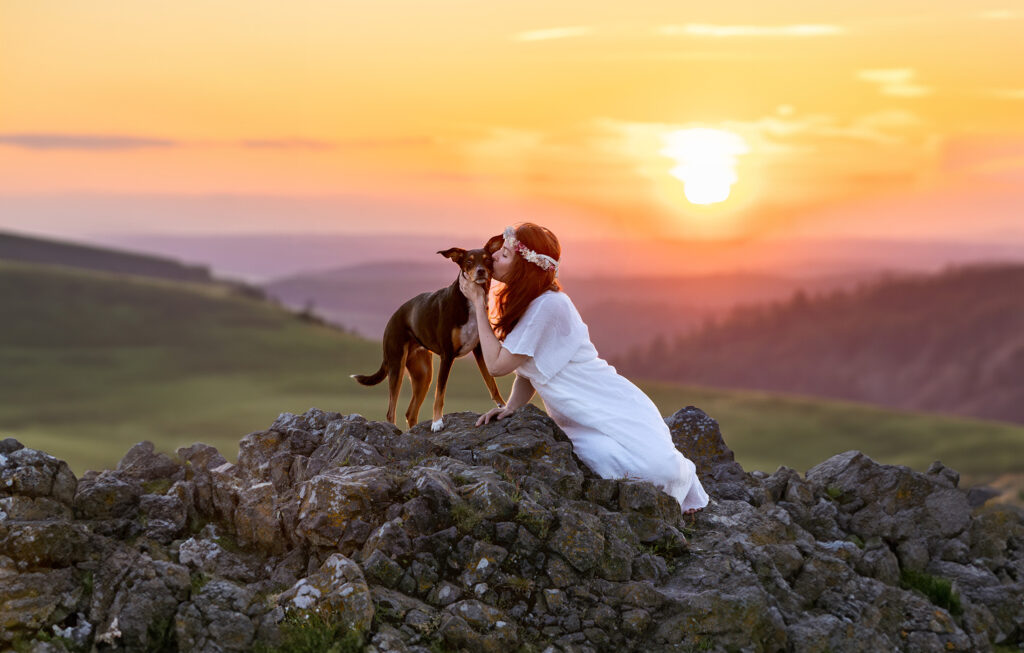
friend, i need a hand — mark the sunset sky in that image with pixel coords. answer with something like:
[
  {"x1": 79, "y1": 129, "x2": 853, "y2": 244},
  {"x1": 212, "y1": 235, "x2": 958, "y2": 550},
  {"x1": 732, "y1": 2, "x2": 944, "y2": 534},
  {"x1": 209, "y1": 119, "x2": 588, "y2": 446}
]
[{"x1": 2, "y1": 1, "x2": 1023, "y2": 259}]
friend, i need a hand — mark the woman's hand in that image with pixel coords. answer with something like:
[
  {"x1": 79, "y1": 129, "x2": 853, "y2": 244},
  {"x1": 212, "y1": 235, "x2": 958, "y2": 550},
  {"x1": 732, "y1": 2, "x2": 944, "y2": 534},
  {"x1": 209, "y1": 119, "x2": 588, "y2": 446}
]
[
  {"x1": 476, "y1": 404, "x2": 515, "y2": 426},
  {"x1": 459, "y1": 272, "x2": 486, "y2": 306}
]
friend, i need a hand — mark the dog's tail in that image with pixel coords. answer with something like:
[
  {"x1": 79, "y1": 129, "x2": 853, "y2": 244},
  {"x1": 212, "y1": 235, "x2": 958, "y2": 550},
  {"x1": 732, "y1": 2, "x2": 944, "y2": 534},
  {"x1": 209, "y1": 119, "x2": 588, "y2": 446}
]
[{"x1": 351, "y1": 362, "x2": 387, "y2": 386}]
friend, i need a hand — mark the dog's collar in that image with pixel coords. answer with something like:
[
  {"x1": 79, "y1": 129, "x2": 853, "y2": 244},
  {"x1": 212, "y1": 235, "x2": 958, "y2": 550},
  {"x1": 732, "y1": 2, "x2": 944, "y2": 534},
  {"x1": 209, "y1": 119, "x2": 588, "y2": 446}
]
[{"x1": 503, "y1": 226, "x2": 559, "y2": 275}]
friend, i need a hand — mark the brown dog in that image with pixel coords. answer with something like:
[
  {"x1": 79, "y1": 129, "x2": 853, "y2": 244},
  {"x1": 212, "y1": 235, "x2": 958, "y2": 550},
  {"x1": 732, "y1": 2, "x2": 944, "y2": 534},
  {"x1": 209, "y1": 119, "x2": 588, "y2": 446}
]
[{"x1": 352, "y1": 239, "x2": 505, "y2": 431}]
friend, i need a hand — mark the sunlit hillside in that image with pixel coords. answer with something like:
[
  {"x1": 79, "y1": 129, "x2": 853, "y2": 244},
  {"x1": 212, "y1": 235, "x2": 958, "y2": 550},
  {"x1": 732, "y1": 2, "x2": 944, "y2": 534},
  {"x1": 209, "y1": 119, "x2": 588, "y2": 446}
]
[
  {"x1": 622, "y1": 264, "x2": 1024, "y2": 425},
  {"x1": 0, "y1": 259, "x2": 512, "y2": 472}
]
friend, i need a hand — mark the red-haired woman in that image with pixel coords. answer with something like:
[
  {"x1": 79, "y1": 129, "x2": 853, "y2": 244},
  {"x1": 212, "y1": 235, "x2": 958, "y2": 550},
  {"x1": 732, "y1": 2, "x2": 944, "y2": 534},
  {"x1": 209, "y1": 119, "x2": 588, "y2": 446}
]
[{"x1": 459, "y1": 223, "x2": 709, "y2": 514}]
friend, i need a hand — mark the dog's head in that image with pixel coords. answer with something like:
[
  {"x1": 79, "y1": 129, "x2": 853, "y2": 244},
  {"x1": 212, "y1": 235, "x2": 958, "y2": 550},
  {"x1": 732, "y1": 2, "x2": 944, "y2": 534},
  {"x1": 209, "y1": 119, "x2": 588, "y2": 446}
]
[{"x1": 438, "y1": 245, "x2": 493, "y2": 288}]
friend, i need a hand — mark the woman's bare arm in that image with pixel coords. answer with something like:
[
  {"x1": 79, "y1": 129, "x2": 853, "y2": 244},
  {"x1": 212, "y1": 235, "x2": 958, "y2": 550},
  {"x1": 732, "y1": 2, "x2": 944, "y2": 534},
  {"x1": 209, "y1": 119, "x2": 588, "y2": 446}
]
[
  {"x1": 461, "y1": 274, "x2": 527, "y2": 376},
  {"x1": 505, "y1": 374, "x2": 536, "y2": 409},
  {"x1": 477, "y1": 374, "x2": 535, "y2": 425}
]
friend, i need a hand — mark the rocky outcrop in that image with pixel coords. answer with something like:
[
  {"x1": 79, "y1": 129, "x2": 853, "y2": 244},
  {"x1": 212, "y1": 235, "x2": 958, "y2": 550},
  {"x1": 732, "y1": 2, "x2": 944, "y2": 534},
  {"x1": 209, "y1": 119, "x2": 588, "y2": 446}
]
[{"x1": 1, "y1": 406, "x2": 1022, "y2": 652}]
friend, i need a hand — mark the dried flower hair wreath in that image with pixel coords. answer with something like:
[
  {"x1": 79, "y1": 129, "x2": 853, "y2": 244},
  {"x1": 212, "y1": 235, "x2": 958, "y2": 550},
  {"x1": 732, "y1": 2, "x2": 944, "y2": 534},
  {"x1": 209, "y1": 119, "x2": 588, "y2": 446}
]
[{"x1": 503, "y1": 226, "x2": 560, "y2": 275}]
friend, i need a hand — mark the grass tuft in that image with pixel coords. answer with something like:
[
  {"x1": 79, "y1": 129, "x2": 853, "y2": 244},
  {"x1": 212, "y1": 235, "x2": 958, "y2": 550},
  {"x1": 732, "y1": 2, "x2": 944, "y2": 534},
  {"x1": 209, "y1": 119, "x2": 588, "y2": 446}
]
[
  {"x1": 451, "y1": 501, "x2": 482, "y2": 534},
  {"x1": 900, "y1": 569, "x2": 962, "y2": 616},
  {"x1": 254, "y1": 609, "x2": 364, "y2": 653}
]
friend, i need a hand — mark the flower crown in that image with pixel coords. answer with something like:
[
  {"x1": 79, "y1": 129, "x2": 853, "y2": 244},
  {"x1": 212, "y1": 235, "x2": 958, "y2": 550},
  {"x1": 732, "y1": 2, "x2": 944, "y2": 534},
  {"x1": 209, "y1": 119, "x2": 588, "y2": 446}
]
[{"x1": 503, "y1": 226, "x2": 559, "y2": 275}]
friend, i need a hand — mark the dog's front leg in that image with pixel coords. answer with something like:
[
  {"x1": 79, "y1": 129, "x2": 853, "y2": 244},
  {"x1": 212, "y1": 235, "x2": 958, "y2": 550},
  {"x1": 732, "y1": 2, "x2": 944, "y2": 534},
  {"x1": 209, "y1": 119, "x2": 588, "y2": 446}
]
[{"x1": 431, "y1": 355, "x2": 456, "y2": 431}]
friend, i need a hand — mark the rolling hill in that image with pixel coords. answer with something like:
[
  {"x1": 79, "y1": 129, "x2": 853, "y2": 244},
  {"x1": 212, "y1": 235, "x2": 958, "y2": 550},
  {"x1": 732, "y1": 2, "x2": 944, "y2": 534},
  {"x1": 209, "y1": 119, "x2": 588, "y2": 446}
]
[
  {"x1": 264, "y1": 262, "x2": 869, "y2": 356},
  {"x1": 0, "y1": 229, "x2": 214, "y2": 284},
  {"x1": 4, "y1": 257, "x2": 1024, "y2": 485},
  {"x1": 620, "y1": 263, "x2": 1024, "y2": 425}
]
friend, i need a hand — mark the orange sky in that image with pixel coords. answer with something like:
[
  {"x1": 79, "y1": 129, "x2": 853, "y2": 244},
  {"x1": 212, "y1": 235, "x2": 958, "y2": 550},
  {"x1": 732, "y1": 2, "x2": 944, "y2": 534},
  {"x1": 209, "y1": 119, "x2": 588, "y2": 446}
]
[{"x1": 2, "y1": 0, "x2": 1024, "y2": 247}]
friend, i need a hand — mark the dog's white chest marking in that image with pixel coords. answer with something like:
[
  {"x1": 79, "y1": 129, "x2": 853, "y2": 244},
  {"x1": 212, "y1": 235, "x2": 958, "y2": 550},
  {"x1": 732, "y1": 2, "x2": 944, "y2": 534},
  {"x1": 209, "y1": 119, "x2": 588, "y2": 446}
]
[{"x1": 457, "y1": 300, "x2": 480, "y2": 356}]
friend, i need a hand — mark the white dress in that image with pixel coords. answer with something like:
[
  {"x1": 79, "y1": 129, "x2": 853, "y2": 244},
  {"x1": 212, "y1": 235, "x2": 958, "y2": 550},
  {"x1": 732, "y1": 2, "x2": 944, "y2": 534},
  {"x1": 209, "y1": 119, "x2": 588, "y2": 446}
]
[{"x1": 502, "y1": 290, "x2": 709, "y2": 512}]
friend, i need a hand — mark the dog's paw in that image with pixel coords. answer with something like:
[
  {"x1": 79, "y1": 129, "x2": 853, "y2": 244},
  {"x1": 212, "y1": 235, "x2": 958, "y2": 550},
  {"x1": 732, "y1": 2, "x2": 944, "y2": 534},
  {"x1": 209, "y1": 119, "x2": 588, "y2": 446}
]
[{"x1": 431, "y1": 418, "x2": 444, "y2": 432}]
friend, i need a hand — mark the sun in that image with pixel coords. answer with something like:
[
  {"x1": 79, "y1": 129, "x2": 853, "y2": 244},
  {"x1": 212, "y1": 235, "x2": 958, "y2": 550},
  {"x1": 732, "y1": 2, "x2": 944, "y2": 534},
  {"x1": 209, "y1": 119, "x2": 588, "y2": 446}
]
[{"x1": 660, "y1": 128, "x2": 749, "y2": 205}]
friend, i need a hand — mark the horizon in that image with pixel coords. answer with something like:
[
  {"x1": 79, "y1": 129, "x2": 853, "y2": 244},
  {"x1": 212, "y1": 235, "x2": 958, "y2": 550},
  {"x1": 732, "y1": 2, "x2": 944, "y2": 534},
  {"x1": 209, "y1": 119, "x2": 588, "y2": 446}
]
[
  {"x1": 2, "y1": 1, "x2": 1023, "y2": 273},
  {"x1": 5, "y1": 225, "x2": 1024, "y2": 284}
]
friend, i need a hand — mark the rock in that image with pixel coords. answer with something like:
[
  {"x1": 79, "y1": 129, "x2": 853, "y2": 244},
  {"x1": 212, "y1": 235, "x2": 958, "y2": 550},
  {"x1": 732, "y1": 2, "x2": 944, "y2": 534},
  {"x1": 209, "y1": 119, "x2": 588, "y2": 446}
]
[
  {"x1": 966, "y1": 484, "x2": 1001, "y2": 508},
  {"x1": 548, "y1": 509, "x2": 605, "y2": 573},
  {"x1": 73, "y1": 470, "x2": 141, "y2": 520},
  {"x1": 0, "y1": 567, "x2": 80, "y2": 645},
  {"x1": 177, "y1": 443, "x2": 228, "y2": 474},
  {"x1": 177, "y1": 532, "x2": 263, "y2": 583},
  {"x1": 234, "y1": 481, "x2": 284, "y2": 553},
  {"x1": 117, "y1": 441, "x2": 183, "y2": 484},
  {"x1": 296, "y1": 466, "x2": 397, "y2": 548},
  {"x1": 631, "y1": 552, "x2": 668, "y2": 582},
  {"x1": 1, "y1": 446, "x2": 77, "y2": 504},
  {"x1": 0, "y1": 438, "x2": 24, "y2": 454},
  {"x1": 653, "y1": 586, "x2": 787, "y2": 651},
  {"x1": 620, "y1": 607, "x2": 651, "y2": 636},
  {"x1": 0, "y1": 520, "x2": 94, "y2": 567},
  {"x1": 514, "y1": 495, "x2": 554, "y2": 540},
  {"x1": 856, "y1": 542, "x2": 901, "y2": 586},
  {"x1": 177, "y1": 443, "x2": 228, "y2": 518},
  {"x1": 598, "y1": 534, "x2": 634, "y2": 582},
  {"x1": 95, "y1": 557, "x2": 191, "y2": 650},
  {"x1": 1, "y1": 406, "x2": 1022, "y2": 652},
  {"x1": 278, "y1": 553, "x2": 374, "y2": 632},
  {"x1": 175, "y1": 579, "x2": 256, "y2": 652},
  {"x1": 140, "y1": 493, "x2": 187, "y2": 543},
  {"x1": 0, "y1": 495, "x2": 73, "y2": 521},
  {"x1": 462, "y1": 479, "x2": 517, "y2": 522},
  {"x1": 665, "y1": 406, "x2": 747, "y2": 487},
  {"x1": 361, "y1": 548, "x2": 405, "y2": 588}
]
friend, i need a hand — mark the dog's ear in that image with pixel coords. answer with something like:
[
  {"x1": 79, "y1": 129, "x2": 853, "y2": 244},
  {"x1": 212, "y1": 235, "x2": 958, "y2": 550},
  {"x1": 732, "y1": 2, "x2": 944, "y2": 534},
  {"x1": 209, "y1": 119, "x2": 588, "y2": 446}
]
[
  {"x1": 484, "y1": 234, "x2": 504, "y2": 255},
  {"x1": 438, "y1": 248, "x2": 467, "y2": 263}
]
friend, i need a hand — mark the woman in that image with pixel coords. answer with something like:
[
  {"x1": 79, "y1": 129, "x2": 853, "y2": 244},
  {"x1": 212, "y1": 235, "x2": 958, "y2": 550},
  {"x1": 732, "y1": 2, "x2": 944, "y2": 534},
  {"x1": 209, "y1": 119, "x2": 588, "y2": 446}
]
[{"x1": 458, "y1": 223, "x2": 709, "y2": 514}]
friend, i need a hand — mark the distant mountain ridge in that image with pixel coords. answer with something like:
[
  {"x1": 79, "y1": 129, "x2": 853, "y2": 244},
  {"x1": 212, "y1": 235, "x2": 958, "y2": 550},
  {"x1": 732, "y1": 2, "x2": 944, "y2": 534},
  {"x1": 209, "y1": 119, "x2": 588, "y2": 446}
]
[
  {"x1": 264, "y1": 262, "x2": 871, "y2": 356},
  {"x1": 107, "y1": 230, "x2": 1024, "y2": 281},
  {"x1": 0, "y1": 230, "x2": 214, "y2": 284},
  {"x1": 620, "y1": 263, "x2": 1024, "y2": 424}
]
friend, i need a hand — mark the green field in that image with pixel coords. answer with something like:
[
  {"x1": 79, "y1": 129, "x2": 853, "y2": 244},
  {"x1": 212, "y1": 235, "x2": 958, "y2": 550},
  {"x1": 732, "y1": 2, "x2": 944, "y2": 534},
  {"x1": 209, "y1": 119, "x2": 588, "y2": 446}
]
[
  {"x1": 642, "y1": 382, "x2": 1024, "y2": 478},
  {"x1": 3, "y1": 259, "x2": 1024, "y2": 480}
]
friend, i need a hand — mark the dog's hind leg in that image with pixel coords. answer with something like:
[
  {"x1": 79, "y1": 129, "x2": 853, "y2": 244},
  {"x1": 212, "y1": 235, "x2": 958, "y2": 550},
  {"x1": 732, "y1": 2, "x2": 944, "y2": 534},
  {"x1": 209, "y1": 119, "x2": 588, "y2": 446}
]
[
  {"x1": 472, "y1": 344, "x2": 505, "y2": 407},
  {"x1": 430, "y1": 355, "x2": 455, "y2": 432},
  {"x1": 385, "y1": 341, "x2": 410, "y2": 426},
  {"x1": 405, "y1": 345, "x2": 433, "y2": 429}
]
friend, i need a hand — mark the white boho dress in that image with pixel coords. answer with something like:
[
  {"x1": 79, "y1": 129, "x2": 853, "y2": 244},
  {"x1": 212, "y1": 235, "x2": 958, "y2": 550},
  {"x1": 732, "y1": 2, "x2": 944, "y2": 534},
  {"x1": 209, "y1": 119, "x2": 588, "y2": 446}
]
[{"x1": 502, "y1": 290, "x2": 709, "y2": 512}]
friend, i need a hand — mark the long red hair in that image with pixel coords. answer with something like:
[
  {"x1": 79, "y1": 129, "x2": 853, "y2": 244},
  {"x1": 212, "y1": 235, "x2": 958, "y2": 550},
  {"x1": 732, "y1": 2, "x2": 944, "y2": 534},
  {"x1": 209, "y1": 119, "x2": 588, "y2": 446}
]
[{"x1": 492, "y1": 223, "x2": 562, "y2": 340}]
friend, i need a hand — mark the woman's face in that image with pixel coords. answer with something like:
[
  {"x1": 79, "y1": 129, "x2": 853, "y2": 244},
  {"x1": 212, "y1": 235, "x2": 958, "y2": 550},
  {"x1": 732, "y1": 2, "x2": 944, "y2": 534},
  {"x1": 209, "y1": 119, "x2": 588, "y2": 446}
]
[{"x1": 491, "y1": 243, "x2": 516, "y2": 283}]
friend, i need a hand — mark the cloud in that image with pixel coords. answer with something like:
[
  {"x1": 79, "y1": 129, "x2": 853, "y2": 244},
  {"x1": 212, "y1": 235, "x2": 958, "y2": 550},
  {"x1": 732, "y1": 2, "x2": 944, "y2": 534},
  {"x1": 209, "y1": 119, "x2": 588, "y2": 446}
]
[
  {"x1": 857, "y1": 69, "x2": 914, "y2": 85},
  {"x1": 0, "y1": 133, "x2": 179, "y2": 151},
  {"x1": 241, "y1": 138, "x2": 336, "y2": 150},
  {"x1": 514, "y1": 26, "x2": 592, "y2": 42},
  {"x1": 939, "y1": 135, "x2": 1024, "y2": 180},
  {"x1": 336, "y1": 137, "x2": 436, "y2": 149},
  {"x1": 659, "y1": 23, "x2": 844, "y2": 38},
  {"x1": 981, "y1": 88, "x2": 1024, "y2": 100},
  {"x1": 857, "y1": 68, "x2": 933, "y2": 98},
  {"x1": 657, "y1": 110, "x2": 924, "y2": 148},
  {"x1": 0, "y1": 133, "x2": 435, "y2": 153},
  {"x1": 240, "y1": 137, "x2": 433, "y2": 150},
  {"x1": 979, "y1": 9, "x2": 1021, "y2": 20}
]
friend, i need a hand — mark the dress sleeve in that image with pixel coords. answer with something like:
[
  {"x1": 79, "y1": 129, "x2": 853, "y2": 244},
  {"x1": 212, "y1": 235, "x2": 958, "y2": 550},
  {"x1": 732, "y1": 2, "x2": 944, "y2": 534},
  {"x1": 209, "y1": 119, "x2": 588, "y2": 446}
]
[{"x1": 502, "y1": 292, "x2": 589, "y2": 384}]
